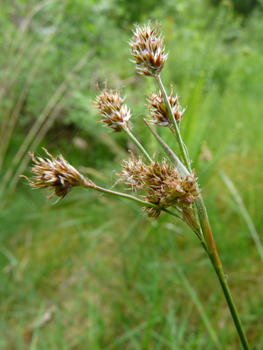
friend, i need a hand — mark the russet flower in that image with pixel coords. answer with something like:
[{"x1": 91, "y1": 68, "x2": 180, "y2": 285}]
[
  {"x1": 117, "y1": 152, "x2": 199, "y2": 218},
  {"x1": 147, "y1": 86, "x2": 185, "y2": 127},
  {"x1": 20, "y1": 148, "x2": 94, "y2": 202},
  {"x1": 91, "y1": 84, "x2": 131, "y2": 132},
  {"x1": 129, "y1": 21, "x2": 168, "y2": 77}
]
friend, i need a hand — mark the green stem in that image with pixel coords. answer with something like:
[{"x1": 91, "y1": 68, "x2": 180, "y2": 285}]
[
  {"x1": 154, "y1": 74, "x2": 250, "y2": 348},
  {"x1": 124, "y1": 126, "x2": 153, "y2": 164},
  {"x1": 143, "y1": 119, "x2": 189, "y2": 177},
  {"x1": 155, "y1": 74, "x2": 192, "y2": 173},
  {"x1": 196, "y1": 196, "x2": 250, "y2": 350},
  {"x1": 214, "y1": 265, "x2": 250, "y2": 350},
  {"x1": 83, "y1": 181, "x2": 183, "y2": 220}
]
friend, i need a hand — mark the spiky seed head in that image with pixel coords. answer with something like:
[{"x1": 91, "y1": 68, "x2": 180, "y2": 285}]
[
  {"x1": 147, "y1": 86, "x2": 185, "y2": 127},
  {"x1": 117, "y1": 152, "x2": 199, "y2": 218},
  {"x1": 129, "y1": 21, "x2": 168, "y2": 77},
  {"x1": 20, "y1": 148, "x2": 95, "y2": 202},
  {"x1": 91, "y1": 83, "x2": 131, "y2": 132}
]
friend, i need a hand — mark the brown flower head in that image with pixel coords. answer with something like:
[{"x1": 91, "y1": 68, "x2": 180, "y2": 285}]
[
  {"x1": 91, "y1": 83, "x2": 131, "y2": 132},
  {"x1": 129, "y1": 21, "x2": 168, "y2": 77},
  {"x1": 20, "y1": 148, "x2": 94, "y2": 202},
  {"x1": 117, "y1": 152, "x2": 199, "y2": 218},
  {"x1": 147, "y1": 86, "x2": 185, "y2": 127}
]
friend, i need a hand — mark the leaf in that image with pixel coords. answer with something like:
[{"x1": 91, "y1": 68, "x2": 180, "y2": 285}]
[{"x1": 143, "y1": 119, "x2": 189, "y2": 176}]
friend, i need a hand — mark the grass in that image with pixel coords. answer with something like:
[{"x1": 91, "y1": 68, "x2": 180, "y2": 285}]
[
  {"x1": 1, "y1": 1, "x2": 263, "y2": 349},
  {"x1": 1, "y1": 177, "x2": 263, "y2": 349},
  {"x1": 0, "y1": 1, "x2": 98, "y2": 199}
]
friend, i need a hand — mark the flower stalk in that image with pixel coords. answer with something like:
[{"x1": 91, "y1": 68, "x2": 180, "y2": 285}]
[
  {"x1": 21, "y1": 148, "x2": 182, "y2": 220},
  {"x1": 195, "y1": 196, "x2": 250, "y2": 350},
  {"x1": 87, "y1": 183, "x2": 183, "y2": 220},
  {"x1": 21, "y1": 20, "x2": 251, "y2": 350},
  {"x1": 154, "y1": 51, "x2": 251, "y2": 350},
  {"x1": 123, "y1": 125, "x2": 153, "y2": 164},
  {"x1": 156, "y1": 77, "x2": 251, "y2": 350},
  {"x1": 129, "y1": 20, "x2": 250, "y2": 350}
]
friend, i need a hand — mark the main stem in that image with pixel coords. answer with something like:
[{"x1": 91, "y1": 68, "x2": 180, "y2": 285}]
[
  {"x1": 179, "y1": 193, "x2": 250, "y2": 347},
  {"x1": 197, "y1": 197, "x2": 250, "y2": 350},
  {"x1": 214, "y1": 265, "x2": 250, "y2": 350},
  {"x1": 155, "y1": 74, "x2": 250, "y2": 349}
]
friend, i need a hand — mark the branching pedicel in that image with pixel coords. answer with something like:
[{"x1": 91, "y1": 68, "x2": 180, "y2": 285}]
[{"x1": 21, "y1": 21, "x2": 251, "y2": 350}]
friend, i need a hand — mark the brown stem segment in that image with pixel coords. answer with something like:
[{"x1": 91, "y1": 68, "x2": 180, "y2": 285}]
[
  {"x1": 196, "y1": 195, "x2": 250, "y2": 350},
  {"x1": 196, "y1": 196, "x2": 222, "y2": 267}
]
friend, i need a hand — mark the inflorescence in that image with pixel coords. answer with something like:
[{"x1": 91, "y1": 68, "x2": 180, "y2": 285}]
[
  {"x1": 22, "y1": 21, "x2": 199, "y2": 220},
  {"x1": 91, "y1": 83, "x2": 131, "y2": 132},
  {"x1": 20, "y1": 148, "x2": 94, "y2": 202},
  {"x1": 147, "y1": 86, "x2": 186, "y2": 127},
  {"x1": 117, "y1": 152, "x2": 199, "y2": 218},
  {"x1": 129, "y1": 21, "x2": 168, "y2": 77}
]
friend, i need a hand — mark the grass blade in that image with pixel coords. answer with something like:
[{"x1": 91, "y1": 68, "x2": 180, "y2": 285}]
[{"x1": 221, "y1": 171, "x2": 263, "y2": 264}]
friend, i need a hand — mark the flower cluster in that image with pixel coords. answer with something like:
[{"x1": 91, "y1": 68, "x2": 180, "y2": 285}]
[
  {"x1": 117, "y1": 152, "x2": 199, "y2": 218},
  {"x1": 129, "y1": 21, "x2": 168, "y2": 77},
  {"x1": 91, "y1": 84, "x2": 131, "y2": 132},
  {"x1": 20, "y1": 148, "x2": 94, "y2": 202},
  {"x1": 147, "y1": 86, "x2": 185, "y2": 127}
]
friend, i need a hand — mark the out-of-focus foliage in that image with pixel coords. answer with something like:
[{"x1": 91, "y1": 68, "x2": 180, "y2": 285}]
[
  {"x1": 1, "y1": 0, "x2": 263, "y2": 349},
  {"x1": 1, "y1": 0, "x2": 263, "y2": 189},
  {"x1": 211, "y1": 0, "x2": 259, "y2": 15}
]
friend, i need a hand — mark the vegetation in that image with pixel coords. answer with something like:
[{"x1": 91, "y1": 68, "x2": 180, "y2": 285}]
[{"x1": 1, "y1": 0, "x2": 263, "y2": 349}]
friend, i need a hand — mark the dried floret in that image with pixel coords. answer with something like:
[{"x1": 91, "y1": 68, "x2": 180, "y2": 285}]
[
  {"x1": 20, "y1": 148, "x2": 95, "y2": 202},
  {"x1": 117, "y1": 152, "x2": 199, "y2": 217},
  {"x1": 147, "y1": 86, "x2": 185, "y2": 127},
  {"x1": 129, "y1": 21, "x2": 168, "y2": 77},
  {"x1": 91, "y1": 83, "x2": 131, "y2": 132}
]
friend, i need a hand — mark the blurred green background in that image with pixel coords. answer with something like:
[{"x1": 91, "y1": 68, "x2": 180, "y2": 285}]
[{"x1": 1, "y1": 0, "x2": 263, "y2": 349}]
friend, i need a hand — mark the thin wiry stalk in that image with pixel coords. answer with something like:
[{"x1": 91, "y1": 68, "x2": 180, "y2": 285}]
[
  {"x1": 87, "y1": 183, "x2": 183, "y2": 220},
  {"x1": 123, "y1": 126, "x2": 153, "y2": 164}
]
